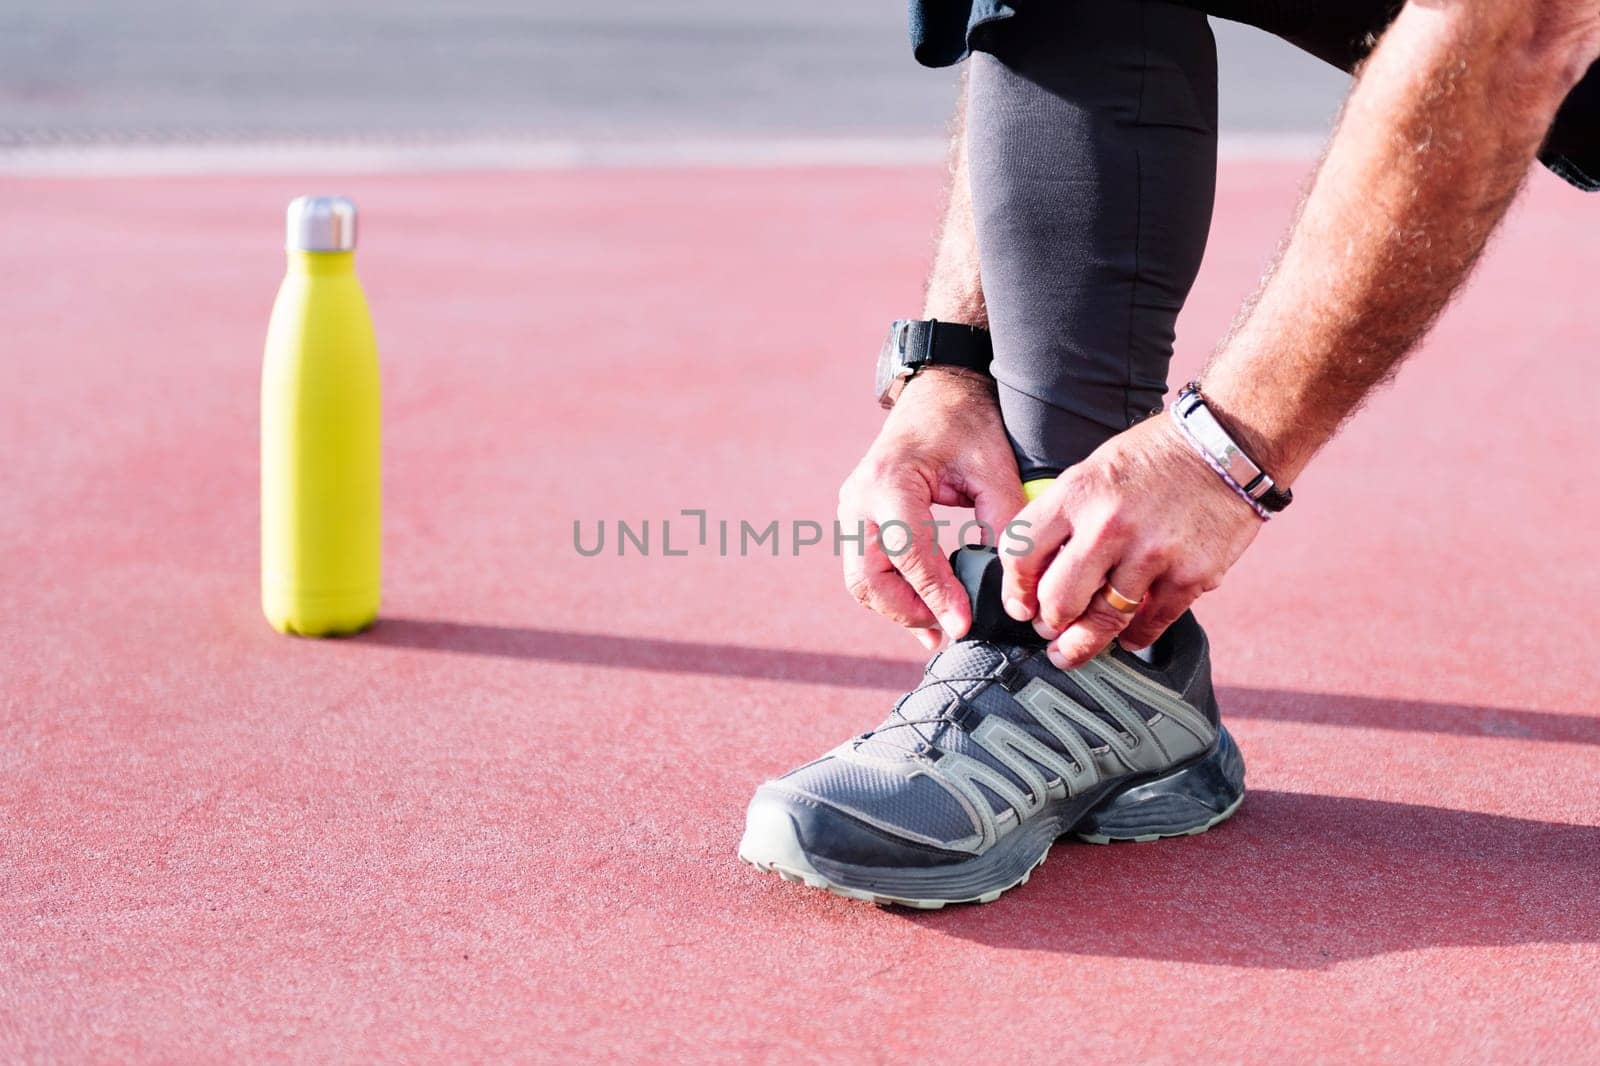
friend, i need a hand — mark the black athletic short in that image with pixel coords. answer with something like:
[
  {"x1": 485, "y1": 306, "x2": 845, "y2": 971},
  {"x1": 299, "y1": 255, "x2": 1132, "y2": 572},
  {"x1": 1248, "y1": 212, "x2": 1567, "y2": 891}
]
[{"x1": 912, "y1": 0, "x2": 1600, "y2": 190}]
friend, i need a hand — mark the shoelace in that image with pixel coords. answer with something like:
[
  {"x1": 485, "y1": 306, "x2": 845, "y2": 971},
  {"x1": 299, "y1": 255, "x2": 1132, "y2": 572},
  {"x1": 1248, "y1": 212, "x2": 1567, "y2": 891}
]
[{"x1": 858, "y1": 642, "x2": 1039, "y2": 750}]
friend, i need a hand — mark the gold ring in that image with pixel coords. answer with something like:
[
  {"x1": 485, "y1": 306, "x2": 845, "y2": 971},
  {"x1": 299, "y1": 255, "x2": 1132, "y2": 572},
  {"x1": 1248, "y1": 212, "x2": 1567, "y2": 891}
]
[{"x1": 1103, "y1": 584, "x2": 1144, "y2": 613}]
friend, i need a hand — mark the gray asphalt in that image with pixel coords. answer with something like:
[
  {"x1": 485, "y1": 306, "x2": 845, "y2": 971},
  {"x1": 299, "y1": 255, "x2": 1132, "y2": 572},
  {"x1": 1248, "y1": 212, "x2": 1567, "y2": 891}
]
[{"x1": 0, "y1": 1, "x2": 1347, "y2": 143}]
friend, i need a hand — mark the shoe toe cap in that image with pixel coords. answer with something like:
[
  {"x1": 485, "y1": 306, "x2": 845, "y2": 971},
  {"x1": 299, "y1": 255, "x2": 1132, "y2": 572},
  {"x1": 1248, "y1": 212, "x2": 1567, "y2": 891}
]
[
  {"x1": 739, "y1": 776, "x2": 975, "y2": 871},
  {"x1": 737, "y1": 796, "x2": 825, "y2": 880}
]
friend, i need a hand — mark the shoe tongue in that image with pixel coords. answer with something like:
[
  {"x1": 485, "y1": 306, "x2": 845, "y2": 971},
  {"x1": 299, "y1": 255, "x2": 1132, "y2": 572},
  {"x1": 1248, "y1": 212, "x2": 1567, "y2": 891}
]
[{"x1": 950, "y1": 545, "x2": 1045, "y2": 647}]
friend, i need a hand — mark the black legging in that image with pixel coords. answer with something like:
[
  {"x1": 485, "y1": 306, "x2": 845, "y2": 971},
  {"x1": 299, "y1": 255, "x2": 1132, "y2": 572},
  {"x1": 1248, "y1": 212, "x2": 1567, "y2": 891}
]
[
  {"x1": 964, "y1": 0, "x2": 1593, "y2": 479},
  {"x1": 968, "y1": 1, "x2": 1218, "y2": 480}
]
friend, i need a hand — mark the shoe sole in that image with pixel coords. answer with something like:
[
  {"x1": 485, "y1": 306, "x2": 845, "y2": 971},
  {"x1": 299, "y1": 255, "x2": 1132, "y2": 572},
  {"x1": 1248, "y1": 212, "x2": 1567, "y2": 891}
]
[{"x1": 738, "y1": 726, "x2": 1244, "y2": 909}]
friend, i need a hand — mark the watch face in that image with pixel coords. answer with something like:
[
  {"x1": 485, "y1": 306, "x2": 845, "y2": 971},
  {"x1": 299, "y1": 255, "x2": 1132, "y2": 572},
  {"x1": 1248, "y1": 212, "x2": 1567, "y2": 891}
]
[{"x1": 875, "y1": 319, "x2": 910, "y2": 407}]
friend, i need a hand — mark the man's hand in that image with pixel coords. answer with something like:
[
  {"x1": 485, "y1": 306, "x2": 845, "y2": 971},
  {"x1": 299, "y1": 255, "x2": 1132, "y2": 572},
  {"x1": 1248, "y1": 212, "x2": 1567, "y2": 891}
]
[
  {"x1": 1000, "y1": 414, "x2": 1262, "y2": 668},
  {"x1": 839, "y1": 369, "x2": 1025, "y2": 650}
]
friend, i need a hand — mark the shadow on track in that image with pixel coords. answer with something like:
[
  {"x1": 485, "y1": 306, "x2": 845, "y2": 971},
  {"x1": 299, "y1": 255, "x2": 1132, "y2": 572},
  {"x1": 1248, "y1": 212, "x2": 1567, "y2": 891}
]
[
  {"x1": 913, "y1": 790, "x2": 1600, "y2": 968},
  {"x1": 359, "y1": 616, "x2": 916, "y2": 688},
  {"x1": 359, "y1": 618, "x2": 1600, "y2": 746}
]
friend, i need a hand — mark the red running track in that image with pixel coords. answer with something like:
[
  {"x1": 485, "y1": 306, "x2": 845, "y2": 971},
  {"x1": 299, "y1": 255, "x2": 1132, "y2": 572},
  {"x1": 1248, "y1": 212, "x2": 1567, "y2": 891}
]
[{"x1": 2, "y1": 161, "x2": 1598, "y2": 1062}]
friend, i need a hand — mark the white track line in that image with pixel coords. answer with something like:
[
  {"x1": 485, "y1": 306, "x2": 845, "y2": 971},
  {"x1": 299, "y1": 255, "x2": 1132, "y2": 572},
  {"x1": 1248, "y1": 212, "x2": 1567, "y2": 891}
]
[{"x1": 0, "y1": 133, "x2": 1323, "y2": 178}]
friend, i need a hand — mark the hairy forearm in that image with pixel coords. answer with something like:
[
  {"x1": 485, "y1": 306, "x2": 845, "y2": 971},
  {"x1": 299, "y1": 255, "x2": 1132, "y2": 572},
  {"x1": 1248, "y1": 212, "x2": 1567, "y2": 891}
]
[
  {"x1": 1204, "y1": 0, "x2": 1600, "y2": 483},
  {"x1": 923, "y1": 71, "x2": 987, "y2": 327}
]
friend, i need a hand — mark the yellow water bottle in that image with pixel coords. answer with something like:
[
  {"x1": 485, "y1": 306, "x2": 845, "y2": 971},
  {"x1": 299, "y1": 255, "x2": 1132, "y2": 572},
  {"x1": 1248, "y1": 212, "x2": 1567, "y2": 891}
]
[{"x1": 261, "y1": 195, "x2": 381, "y2": 636}]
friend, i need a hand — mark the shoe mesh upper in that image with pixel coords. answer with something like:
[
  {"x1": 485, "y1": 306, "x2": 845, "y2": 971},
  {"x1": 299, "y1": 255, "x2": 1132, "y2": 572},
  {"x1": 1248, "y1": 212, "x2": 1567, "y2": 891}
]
[
  {"x1": 777, "y1": 757, "x2": 971, "y2": 841},
  {"x1": 767, "y1": 617, "x2": 1211, "y2": 850}
]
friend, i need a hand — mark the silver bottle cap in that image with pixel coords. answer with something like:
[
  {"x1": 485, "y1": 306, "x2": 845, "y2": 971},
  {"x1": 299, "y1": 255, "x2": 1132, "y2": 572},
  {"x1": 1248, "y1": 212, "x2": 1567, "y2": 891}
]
[{"x1": 285, "y1": 195, "x2": 357, "y2": 252}]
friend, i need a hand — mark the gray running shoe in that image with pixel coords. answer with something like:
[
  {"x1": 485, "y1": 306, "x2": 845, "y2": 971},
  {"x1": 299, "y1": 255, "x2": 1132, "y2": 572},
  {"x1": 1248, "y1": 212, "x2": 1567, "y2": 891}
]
[{"x1": 739, "y1": 545, "x2": 1245, "y2": 908}]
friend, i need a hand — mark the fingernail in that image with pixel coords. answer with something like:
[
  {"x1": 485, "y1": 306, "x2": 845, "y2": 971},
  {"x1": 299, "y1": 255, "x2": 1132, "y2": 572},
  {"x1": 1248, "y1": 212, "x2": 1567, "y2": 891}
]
[
  {"x1": 1032, "y1": 618, "x2": 1060, "y2": 641},
  {"x1": 1046, "y1": 645, "x2": 1071, "y2": 670},
  {"x1": 940, "y1": 614, "x2": 968, "y2": 641},
  {"x1": 914, "y1": 630, "x2": 940, "y2": 652},
  {"x1": 1004, "y1": 597, "x2": 1030, "y2": 621}
]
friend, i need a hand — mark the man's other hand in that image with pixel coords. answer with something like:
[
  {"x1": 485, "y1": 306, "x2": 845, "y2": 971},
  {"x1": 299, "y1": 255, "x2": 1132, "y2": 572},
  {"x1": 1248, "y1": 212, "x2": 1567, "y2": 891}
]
[{"x1": 1000, "y1": 414, "x2": 1263, "y2": 668}]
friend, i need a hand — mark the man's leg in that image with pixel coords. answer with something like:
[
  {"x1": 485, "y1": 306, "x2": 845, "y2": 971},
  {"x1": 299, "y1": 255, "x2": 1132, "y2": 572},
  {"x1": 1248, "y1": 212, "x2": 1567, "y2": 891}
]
[
  {"x1": 966, "y1": 0, "x2": 1220, "y2": 483},
  {"x1": 737, "y1": 2, "x2": 1250, "y2": 902}
]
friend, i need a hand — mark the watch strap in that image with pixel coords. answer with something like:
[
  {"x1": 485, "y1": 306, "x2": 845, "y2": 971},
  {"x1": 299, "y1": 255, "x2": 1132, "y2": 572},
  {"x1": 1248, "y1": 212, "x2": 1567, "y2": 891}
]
[{"x1": 901, "y1": 320, "x2": 993, "y2": 376}]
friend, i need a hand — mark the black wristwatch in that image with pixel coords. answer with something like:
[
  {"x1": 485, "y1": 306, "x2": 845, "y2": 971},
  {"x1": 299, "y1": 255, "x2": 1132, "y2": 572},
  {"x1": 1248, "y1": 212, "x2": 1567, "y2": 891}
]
[{"x1": 875, "y1": 319, "x2": 994, "y2": 408}]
